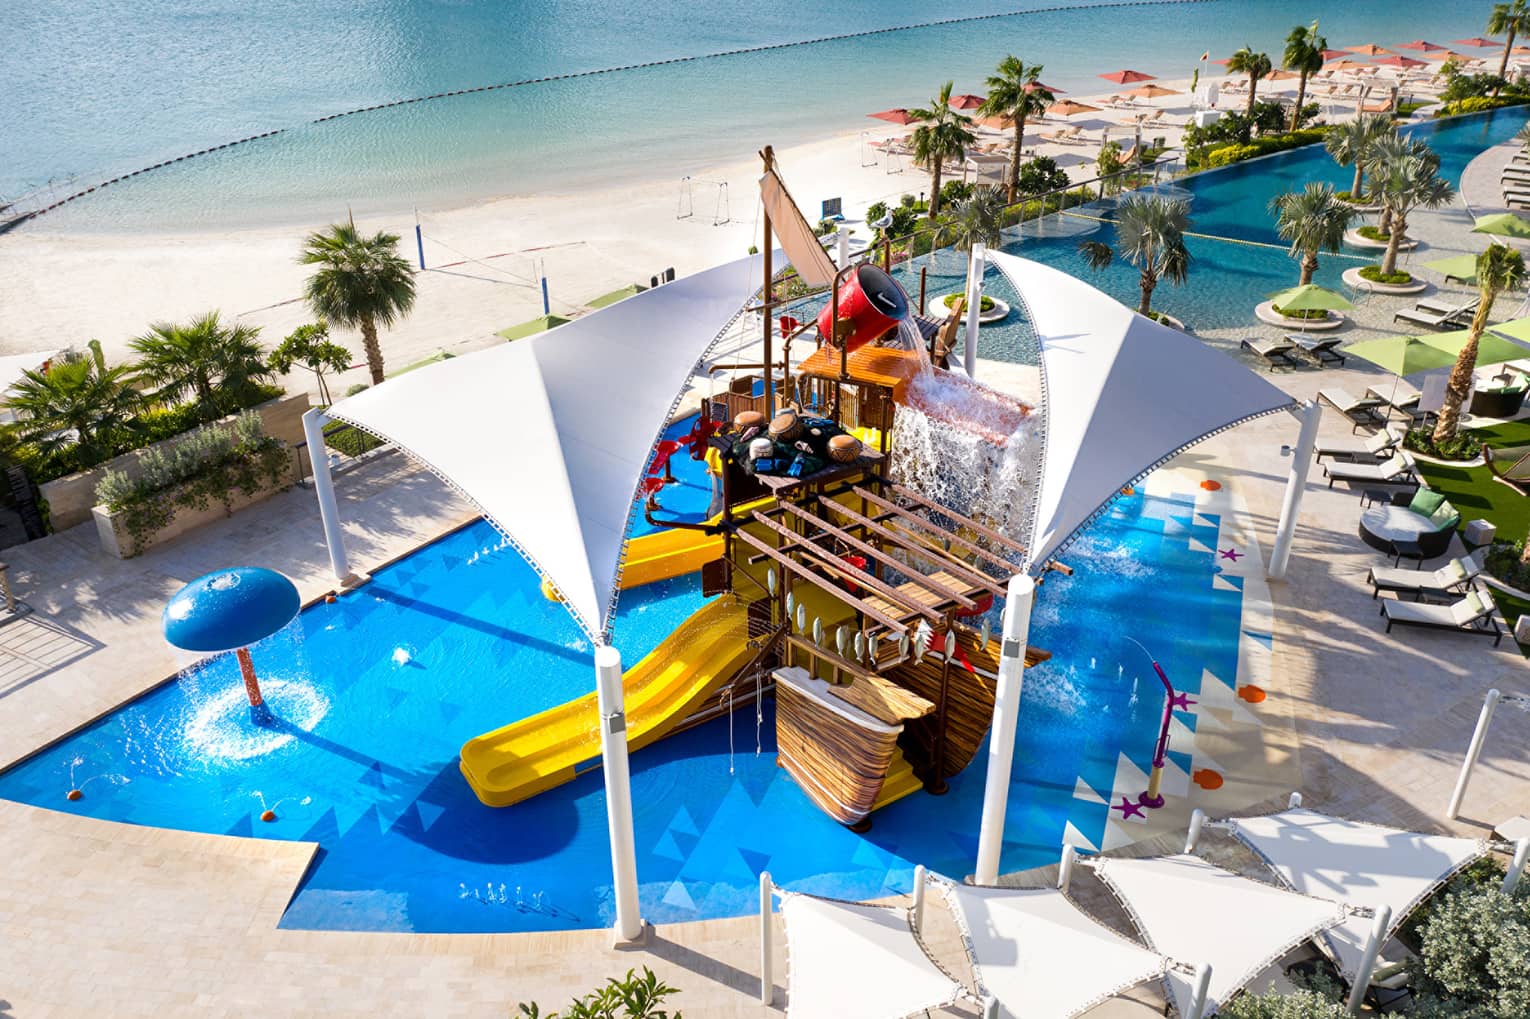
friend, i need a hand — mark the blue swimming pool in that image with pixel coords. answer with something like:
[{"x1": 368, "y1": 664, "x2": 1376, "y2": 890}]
[{"x1": 0, "y1": 483, "x2": 1242, "y2": 933}]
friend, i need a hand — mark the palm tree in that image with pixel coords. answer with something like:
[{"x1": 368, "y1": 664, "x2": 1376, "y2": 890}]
[
  {"x1": 1435, "y1": 244, "x2": 1527, "y2": 443},
  {"x1": 1282, "y1": 21, "x2": 1327, "y2": 130},
  {"x1": 938, "y1": 186, "x2": 1006, "y2": 300},
  {"x1": 1325, "y1": 114, "x2": 1396, "y2": 201},
  {"x1": 1078, "y1": 194, "x2": 1192, "y2": 316},
  {"x1": 130, "y1": 311, "x2": 273, "y2": 417},
  {"x1": 908, "y1": 82, "x2": 978, "y2": 220},
  {"x1": 300, "y1": 218, "x2": 418, "y2": 384},
  {"x1": 1489, "y1": 0, "x2": 1530, "y2": 95},
  {"x1": 9, "y1": 359, "x2": 142, "y2": 461},
  {"x1": 1271, "y1": 184, "x2": 1356, "y2": 286},
  {"x1": 977, "y1": 57, "x2": 1053, "y2": 204},
  {"x1": 1226, "y1": 47, "x2": 1273, "y2": 123},
  {"x1": 1364, "y1": 139, "x2": 1456, "y2": 276}
]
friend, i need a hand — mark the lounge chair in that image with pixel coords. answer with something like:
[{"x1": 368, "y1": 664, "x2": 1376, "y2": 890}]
[
  {"x1": 1381, "y1": 588, "x2": 1503, "y2": 646},
  {"x1": 1394, "y1": 298, "x2": 1479, "y2": 330},
  {"x1": 1323, "y1": 451, "x2": 1415, "y2": 489},
  {"x1": 1368, "y1": 553, "x2": 1483, "y2": 600},
  {"x1": 1242, "y1": 336, "x2": 1299, "y2": 370},
  {"x1": 1318, "y1": 388, "x2": 1388, "y2": 430},
  {"x1": 1287, "y1": 334, "x2": 1346, "y2": 366},
  {"x1": 1315, "y1": 425, "x2": 1403, "y2": 464},
  {"x1": 1484, "y1": 442, "x2": 1530, "y2": 493},
  {"x1": 1366, "y1": 379, "x2": 1422, "y2": 419}
]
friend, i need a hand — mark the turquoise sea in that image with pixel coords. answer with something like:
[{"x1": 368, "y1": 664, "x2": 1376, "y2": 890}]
[{"x1": 6, "y1": 0, "x2": 1503, "y2": 231}]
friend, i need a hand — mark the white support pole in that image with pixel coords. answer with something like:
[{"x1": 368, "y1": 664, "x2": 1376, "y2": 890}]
[
  {"x1": 1448, "y1": 689, "x2": 1501, "y2": 820},
  {"x1": 836, "y1": 226, "x2": 850, "y2": 269},
  {"x1": 1269, "y1": 400, "x2": 1322, "y2": 581},
  {"x1": 1504, "y1": 837, "x2": 1529, "y2": 895},
  {"x1": 301, "y1": 408, "x2": 354, "y2": 585},
  {"x1": 982, "y1": 996, "x2": 999, "y2": 1019},
  {"x1": 1184, "y1": 964, "x2": 1213, "y2": 1019},
  {"x1": 976, "y1": 574, "x2": 1036, "y2": 885},
  {"x1": 595, "y1": 644, "x2": 645, "y2": 944},
  {"x1": 963, "y1": 242, "x2": 986, "y2": 379},
  {"x1": 1289, "y1": 791, "x2": 1303, "y2": 809},
  {"x1": 759, "y1": 871, "x2": 774, "y2": 1005},
  {"x1": 1057, "y1": 844, "x2": 1077, "y2": 893},
  {"x1": 1185, "y1": 808, "x2": 1206, "y2": 854},
  {"x1": 911, "y1": 864, "x2": 928, "y2": 935},
  {"x1": 1347, "y1": 906, "x2": 1392, "y2": 1015}
]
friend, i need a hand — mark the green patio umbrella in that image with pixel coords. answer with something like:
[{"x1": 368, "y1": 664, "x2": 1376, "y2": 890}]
[
  {"x1": 587, "y1": 284, "x2": 646, "y2": 310},
  {"x1": 1266, "y1": 283, "x2": 1355, "y2": 312},
  {"x1": 1472, "y1": 213, "x2": 1530, "y2": 239},
  {"x1": 497, "y1": 314, "x2": 571, "y2": 341},
  {"x1": 1345, "y1": 328, "x2": 1530, "y2": 376},
  {"x1": 1419, "y1": 252, "x2": 1481, "y2": 284},
  {"x1": 1490, "y1": 317, "x2": 1530, "y2": 344}
]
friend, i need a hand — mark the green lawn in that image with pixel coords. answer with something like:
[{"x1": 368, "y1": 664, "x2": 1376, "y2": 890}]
[{"x1": 1413, "y1": 418, "x2": 1530, "y2": 649}]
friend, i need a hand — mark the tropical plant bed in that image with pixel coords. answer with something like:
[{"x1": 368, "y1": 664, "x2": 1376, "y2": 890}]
[
  {"x1": 1334, "y1": 191, "x2": 1382, "y2": 212},
  {"x1": 1481, "y1": 541, "x2": 1530, "y2": 601},
  {"x1": 1342, "y1": 265, "x2": 1427, "y2": 294},
  {"x1": 1403, "y1": 427, "x2": 1486, "y2": 463},
  {"x1": 1253, "y1": 301, "x2": 1345, "y2": 330},
  {"x1": 927, "y1": 294, "x2": 1010, "y2": 323},
  {"x1": 1145, "y1": 310, "x2": 1187, "y2": 330},
  {"x1": 1344, "y1": 226, "x2": 1418, "y2": 251}
]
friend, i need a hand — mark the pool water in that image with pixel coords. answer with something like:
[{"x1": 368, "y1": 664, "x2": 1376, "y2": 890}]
[{"x1": 0, "y1": 486, "x2": 1241, "y2": 933}]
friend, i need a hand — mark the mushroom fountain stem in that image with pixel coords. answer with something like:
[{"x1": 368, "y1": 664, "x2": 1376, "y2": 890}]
[{"x1": 235, "y1": 647, "x2": 274, "y2": 725}]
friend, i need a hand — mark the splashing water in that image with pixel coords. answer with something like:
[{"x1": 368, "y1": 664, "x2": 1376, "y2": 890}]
[{"x1": 182, "y1": 677, "x2": 330, "y2": 762}]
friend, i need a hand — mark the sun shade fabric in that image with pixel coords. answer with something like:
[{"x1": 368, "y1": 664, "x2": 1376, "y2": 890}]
[
  {"x1": 1093, "y1": 854, "x2": 1346, "y2": 1016},
  {"x1": 328, "y1": 254, "x2": 762, "y2": 638},
  {"x1": 987, "y1": 252, "x2": 1297, "y2": 572},
  {"x1": 0, "y1": 349, "x2": 62, "y2": 396},
  {"x1": 779, "y1": 892, "x2": 964, "y2": 1019},
  {"x1": 1347, "y1": 329, "x2": 1530, "y2": 377},
  {"x1": 942, "y1": 880, "x2": 1166, "y2": 1019},
  {"x1": 1227, "y1": 808, "x2": 1488, "y2": 978},
  {"x1": 761, "y1": 169, "x2": 839, "y2": 289}
]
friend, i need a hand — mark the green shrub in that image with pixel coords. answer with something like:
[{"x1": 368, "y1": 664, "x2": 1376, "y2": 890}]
[
  {"x1": 1356, "y1": 224, "x2": 1391, "y2": 242},
  {"x1": 865, "y1": 201, "x2": 888, "y2": 225},
  {"x1": 1485, "y1": 539, "x2": 1530, "y2": 590},
  {"x1": 1195, "y1": 128, "x2": 1326, "y2": 170},
  {"x1": 942, "y1": 293, "x2": 996, "y2": 312},
  {"x1": 517, "y1": 967, "x2": 680, "y2": 1019},
  {"x1": 939, "y1": 180, "x2": 973, "y2": 205},
  {"x1": 1404, "y1": 426, "x2": 1482, "y2": 461},
  {"x1": 1016, "y1": 156, "x2": 1070, "y2": 196},
  {"x1": 1359, "y1": 265, "x2": 1413, "y2": 284},
  {"x1": 1408, "y1": 879, "x2": 1530, "y2": 1018},
  {"x1": 1443, "y1": 95, "x2": 1530, "y2": 116},
  {"x1": 1271, "y1": 304, "x2": 1329, "y2": 320},
  {"x1": 1219, "y1": 987, "x2": 1348, "y2": 1019}
]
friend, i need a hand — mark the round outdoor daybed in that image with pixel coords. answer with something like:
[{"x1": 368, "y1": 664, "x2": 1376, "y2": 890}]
[{"x1": 1359, "y1": 494, "x2": 1460, "y2": 560}]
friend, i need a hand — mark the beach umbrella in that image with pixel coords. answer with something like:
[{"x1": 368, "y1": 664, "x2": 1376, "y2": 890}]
[
  {"x1": 1420, "y1": 252, "x2": 1483, "y2": 283},
  {"x1": 1025, "y1": 81, "x2": 1064, "y2": 94},
  {"x1": 1210, "y1": 57, "x2": 1234, "y2": 66},
  {"x1": 1454, "y1": 37, "x2": 1500, "y2": 48},
  {"x1": 1426, "y1": 51, "x2": 1467, "y2": 62},
  {"x1": 977, "y1": 114, "x2": 1017, "y2": 131},
  {"x1": 1473, "y1": 213, "x2": 1530, "y2": 239},
  {"x1": 1126, "y1": 83, "x2": 1181, "y2": 98},
  {"x1": 1396, "y1": 40, "x2": 1446, "y2": 52},
  {"x1": 1320, "y1": 48, "x2": 1350, "y2": 60},
  {"x1": 1327, "y1": 59, "x2": 1372, "y2": 71},
  {"x1": 868, "y1": 108, "x2": 916, "y2": 125},
  {"x1": 950, "y1": 93, "x2": 986, "y2": 110},
  {"x1": 1374, "y1": 55, "x2": 1429, "y2": 69},
  {"x1": 1491, "y1": 317, "x2": 1530, "y2": 344},
  {"x1": 1048, "y1": 100, "x2": 1102, "y2": 117},
  {"x1": 1265, "y1": 69, "x2": 1302, "y2": 81},
  {"x1": 1100, "y1": 69, "x2": 1156, "y2": 84},
  {"x1": 1348, "y1": 44, "x2": 1392, "y2": 56},
  {"x1": 1345, "y1": 330, "x2": 1530, "y2": 377},
  {"x1": 1267, "y1": 284, "x2": 1354, "y2": 313}
]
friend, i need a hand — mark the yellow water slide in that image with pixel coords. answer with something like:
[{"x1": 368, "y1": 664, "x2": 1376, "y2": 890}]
[{"x1": 460, "y1": 596, "x2": 754, "y2": 807}]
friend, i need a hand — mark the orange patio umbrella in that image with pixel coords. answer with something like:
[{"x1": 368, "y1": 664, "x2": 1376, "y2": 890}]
[
  {"x1": 1125, "y1": 83, "x2": 1181, "y2": 98},
  {"x1": 1320, "y1": 48, "x2": 1350, "y2": 60},
  {"x1": 1347, "y1": 44, "x2": 1392, "y2": 56},
  {"x1": 1454, "y1": 37, "x2": 1499, "y2": 48},
  {"x1": 1265, "y1": 68, "x2": 1301, "y2": 80},
  {"x1": 1395, "y1": 40, "x2": 1445, "y2": 51},
  {"x1": 1047, "y1": 99, "x2": 1102, "y2": 116},
  {"x1": 1099, "y1": 69, "x2": 1156, "y2": 84},
  {"x1": 950, "y1": 93, "x2": 986, "y2": 110},
  {"x1": 1373, "y1": 54, "x2": 1429, "y2": 69},
  {"x1": 868, "y1": 108, "x2": 916, "y2": 125},
  {"x1": 1025, "y1": 81, "x2": 1064, "y2": 94},
  {"x1": 1327, "y1": 59, "x2": 1372, "y2": 71}
]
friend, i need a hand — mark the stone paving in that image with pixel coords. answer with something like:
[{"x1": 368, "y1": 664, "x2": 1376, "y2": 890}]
[{"x1": 2, "y1": 148, "x2": 1529, "y2": 1017}]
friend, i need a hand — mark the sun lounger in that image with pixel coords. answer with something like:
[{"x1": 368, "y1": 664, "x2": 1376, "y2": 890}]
[
  {"x1": 1287, "y1": 334, "x2": 1346, "y2": 366},
  {"x1": 1319, "y1": 388, "x2": 1388, "y2": 430},
  {"x1": 1323, "y1": 451, "x2": 1415, "y2": 489},
  {"x1": 1368, "y1": 554, "x2": 1483, "y2": 600},
  {"x1": 1484, "y1": 442, "x2": 1530, "y2": 494},
  {"x1": 1365, "y1": 379, "x2": 1422, "y2": 419},
  {"x1": 1315, "y1": 425, "x2": 1404, "y2": 464},
  {"x1": 1393, "y1": 298, "x2": 1478, "y2": 330},
  {"x1": 1381, "y1": 588, "x2": 1503, "y2": 646},
  {"x1": 1241, "y1": 336, "x2": 1299, "y2": 370}
]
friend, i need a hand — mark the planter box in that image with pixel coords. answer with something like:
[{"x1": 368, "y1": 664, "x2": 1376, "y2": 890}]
[
  {"x1": 92, "y1": 470, "x2": 291, "y2": 559},
  {"x1": 39, "y1": 392, "x2": 308, "y2": 533}
]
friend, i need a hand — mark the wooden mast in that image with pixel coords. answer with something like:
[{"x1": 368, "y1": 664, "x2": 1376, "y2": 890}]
[{"x1": 760, "y1": 146, "x2": 775, "y2": 418}]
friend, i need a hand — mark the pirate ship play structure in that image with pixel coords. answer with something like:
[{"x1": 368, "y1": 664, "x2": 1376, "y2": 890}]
[{"x1": 457, "y1": 148, "x2": 1048, "y2": 828}]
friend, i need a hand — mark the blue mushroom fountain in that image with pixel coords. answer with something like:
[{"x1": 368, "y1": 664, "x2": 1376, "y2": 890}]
[{"x1": 163, "y1": 567, "x2": 300, "y2": 725}]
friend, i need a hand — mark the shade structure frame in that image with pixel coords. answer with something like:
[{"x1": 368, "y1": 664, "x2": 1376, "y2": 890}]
[
  {"x1": 326, "y1": 254, "x2": 765, "y2": 641},
  {"x1": 1090, "y1": 854, "x2": 1350, "y2": 1016},
  {"x1": 775, "y1": 887, "x2": 972, "y2": 1019},
  {"x1": 934, "y1": 874, "x2": 1169, "y2": 1019},
  {"x1": 1224, "y1": 807, "x2": 1491, "y2": 978}
]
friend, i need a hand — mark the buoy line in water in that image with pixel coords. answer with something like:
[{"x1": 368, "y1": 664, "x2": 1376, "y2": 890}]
[{"x1": 3, "y1": 0, "x2": 1225, "y2": 234}]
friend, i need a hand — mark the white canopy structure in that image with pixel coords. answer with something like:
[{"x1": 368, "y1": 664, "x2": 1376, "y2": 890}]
[
  {"x1": 327, "y1": 254, "x2": 763, "y2": 638},
  {"x1": 986, "y1": 252, "x2": 1298, "y2": 571},
  {"x1": 1227, "y1": 808, "x2": 1489, "y2": 977},
  {"x1": 778, "y1": 892, "x2": 965, "y2": 1019},
  {"x1": 1092, "y1": 854, "x2": 1346, "y2": 1016},
  {"x1": 941, "y1": 879, "x2": 1166, "y2": 1019}
]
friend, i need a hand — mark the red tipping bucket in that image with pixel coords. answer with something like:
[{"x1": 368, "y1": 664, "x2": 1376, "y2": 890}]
[{"x1": 817, "y1": 264, "x2": 911, "y2": 351}]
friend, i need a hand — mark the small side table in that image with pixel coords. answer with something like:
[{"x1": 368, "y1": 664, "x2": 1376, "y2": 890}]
[
  {"x1": 1391, "y1": 539, "x2": 1425, "y2": 569},
  {"x1": 1464, "y1": 519, "x2": 1497, "y2": 547},
  {"x1": 1361, "y1": 489, "x2": 1392, "y2": 508}
]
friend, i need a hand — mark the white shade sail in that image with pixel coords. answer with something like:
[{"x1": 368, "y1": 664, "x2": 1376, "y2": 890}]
[
  {"x1": 0, "y1": 349, "x2": 62, "y2": 397},
  {"x1": 328, "y1": 255, "x2": 763, "y2": 638},
  {"x1": 986, "y1": 252, "x2": 1298, "y2": 571},
  {"x1": 1093, "y1": 854, "x2": 1346, "y2": 1016},
  {"x1": 779, "y1": 892, "x2": 965, "y2": 1019},
  {"x1": 942, "y1": 880, "x2": 1166, "y2": 1019},
  {"x1": 1227, "y1": 808, "x2": 1488, "y2": 977}
]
